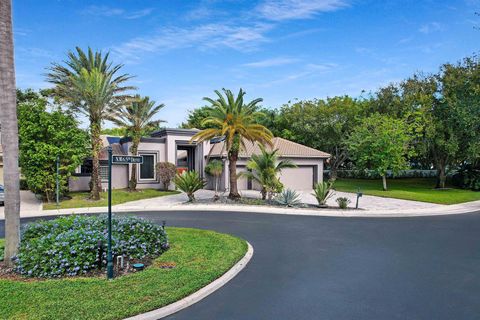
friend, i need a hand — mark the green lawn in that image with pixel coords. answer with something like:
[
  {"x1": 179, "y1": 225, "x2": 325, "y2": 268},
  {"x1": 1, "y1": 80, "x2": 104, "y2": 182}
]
[
  {"x1": 43, "y1": 189, "x2": 180, "y2": 210},
  {"x1": 0, "y1": 227, "x2": 248, "y2": 320},
  {"x1": 334, "y1": 178, "x2": 480, "y2": 205}
]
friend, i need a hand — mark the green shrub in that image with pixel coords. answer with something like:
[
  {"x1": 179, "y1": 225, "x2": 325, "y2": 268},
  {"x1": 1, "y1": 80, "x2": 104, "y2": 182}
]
[
  {"x1": 336, "y1": 197, "x2": 351, "y2": 209},
  {"x1": 174, "y1": 171, "x2": 205, "y2": 201},
  {"x1": 452, "y1": 166, "x2": 480, "y2": 191},
  {"x1": 15, "y1": 215, "x2": 168, "y2": 278},
  {"x1": 312, "y1": 181, "x2": 334, "y2": 206},
  {"x1": 274, "y1": 189, "x2": 302, "y2": 207},
  {"x1": 156, "y1": 162, "x2": 177, "y2": 190}
]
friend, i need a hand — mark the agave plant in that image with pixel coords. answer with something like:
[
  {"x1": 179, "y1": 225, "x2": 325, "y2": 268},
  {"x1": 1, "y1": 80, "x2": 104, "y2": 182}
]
[
  {"x1": 312, "y1": 181, "x2": 334, "y2": 207},
  {"x1": 174, "y1": 171, "x2": 205, "y2": 202},
  {"x1": 336, "y1": 197, "x2": 351, "y2": 209},
  {"x1": 274, "y1": 189, "x2": 302, "y2": 207}
]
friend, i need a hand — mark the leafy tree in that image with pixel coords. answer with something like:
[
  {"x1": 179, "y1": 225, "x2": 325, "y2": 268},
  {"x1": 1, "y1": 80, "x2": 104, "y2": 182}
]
[
  {"x1": 101, "y1": 127, "x2": 126, "y2": 137},
  {"x1": 156, "y1": 162, "x2": 177, "y2": 190},
  {"x1": 347, "y1": 114, "x2": 413, "y2": 190},
  {"x1": 46, "y1": 47, "x2": 134, "y2": 200},
  {"x1": 191, "y1": 89, "x2": 273, "y2": 199},
  {"x1": 0, "y1": 0, "x2": 20, "y2": 266},
  {"x1": 276, "y1": 96, "x2": 364, "y2": 179},
  {"x1": 241, "y1": 146, "x2": 296, "y2": 200},
  {"x1": 110, "y1": 95, "x2": 165, "y2": 190},
  {"x1": 205, "y1": 159, "x2": 223, "y2": 200},
  {"x1": 18, "y1": 99, "x2": 89, "y2": 202},
  {"x1": 180, "y1": 106, "x2": 214, "y2": 129}
]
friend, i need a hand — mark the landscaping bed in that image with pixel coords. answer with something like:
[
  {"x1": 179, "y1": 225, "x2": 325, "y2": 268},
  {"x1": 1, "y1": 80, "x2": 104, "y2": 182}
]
[
  {"x1": 334, "y1": 178, "x2": 480, "y2": 205},
  {"x1": 43, "y1": 189, "x2": 180, "y2": 210},
  {"x1": 0, "y1": 226, "x2": 247, "y2": 319}
]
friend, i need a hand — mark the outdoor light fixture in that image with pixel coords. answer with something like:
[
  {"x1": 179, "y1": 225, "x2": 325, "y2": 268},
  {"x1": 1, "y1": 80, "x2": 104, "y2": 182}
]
[{"x1": 132, "y1": 263, "x2": 145, "y2": 271}]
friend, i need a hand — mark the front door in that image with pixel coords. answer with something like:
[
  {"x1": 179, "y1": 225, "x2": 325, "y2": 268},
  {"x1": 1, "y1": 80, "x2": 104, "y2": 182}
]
[{"x1": 176, "y1": 145, "x2": 195, "y2": 172}]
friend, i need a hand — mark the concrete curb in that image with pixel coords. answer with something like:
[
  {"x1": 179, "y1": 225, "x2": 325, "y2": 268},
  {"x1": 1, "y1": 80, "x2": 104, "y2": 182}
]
[{"x1": 124, "y1": 241, "x2": 254, "y2": 320}]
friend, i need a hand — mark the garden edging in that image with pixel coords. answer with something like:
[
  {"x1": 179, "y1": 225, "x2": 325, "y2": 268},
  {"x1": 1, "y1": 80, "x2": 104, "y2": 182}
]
[{"x1": 124, "y1": 241, "x2": 254, "y2": 320}]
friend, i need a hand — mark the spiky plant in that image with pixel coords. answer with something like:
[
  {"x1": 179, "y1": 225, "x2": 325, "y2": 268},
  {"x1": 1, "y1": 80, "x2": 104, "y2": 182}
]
[
  {"x1": 274, "y1": 189, "x2": 302, "y2": 207},
  {"x1": 174, "y1": 171, "x2": 205, "y2": 202},
  {"x1": 312, "y1": 181, "x2": 334, "y2": 207}
]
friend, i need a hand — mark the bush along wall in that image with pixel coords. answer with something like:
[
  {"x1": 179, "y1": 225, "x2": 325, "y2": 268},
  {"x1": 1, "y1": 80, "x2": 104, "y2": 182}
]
[
  {"x1": 451, "y1": 166, "x2": 480, "y2": 191},
  {"x1": 324, "y1": 169, "x2": 438, "y2": 180},
  {"x1": 15, "y1": 215, "x2": 169, "y2": 278}
]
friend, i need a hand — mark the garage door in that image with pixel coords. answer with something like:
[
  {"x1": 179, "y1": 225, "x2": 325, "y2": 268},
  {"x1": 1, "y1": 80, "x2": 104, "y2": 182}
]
[
  {"x1": 280, "y1": 167, "x2": 314, "y2": 190},
  {"x1": 236, "y1": 167, "x2": 248, "y2": 190}
]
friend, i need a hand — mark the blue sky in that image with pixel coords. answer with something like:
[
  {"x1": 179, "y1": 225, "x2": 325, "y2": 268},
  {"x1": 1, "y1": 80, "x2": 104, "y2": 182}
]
[{"x1": 13, "y1": 0, "x2": 479, "y2": 128}]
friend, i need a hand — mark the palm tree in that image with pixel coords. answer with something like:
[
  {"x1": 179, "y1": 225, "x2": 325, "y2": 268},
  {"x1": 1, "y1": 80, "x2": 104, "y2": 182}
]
[
  {"x1": 0, "y1": 0, "x2": 21, "y2": 266},
  {"x1": 205, "y1": 159, "x2": 224, "y2": 200},
  {"x1": 46, "y1": 47, "x2": 134, "y2": 200},
  {"x1": 110, "y1": 95, "x2": 165, "y2": 191},
  {"x1": 242, "y1": 145, "x2": 297, "y2": 200},
  {"x1": 191, "y1": 89, "x2": 273, "y2": 199}
]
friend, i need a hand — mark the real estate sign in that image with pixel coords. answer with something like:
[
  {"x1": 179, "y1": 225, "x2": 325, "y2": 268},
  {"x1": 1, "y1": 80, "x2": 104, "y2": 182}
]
[{"x1": 112, "y1": 155, "x2": 143, "y2": 164}]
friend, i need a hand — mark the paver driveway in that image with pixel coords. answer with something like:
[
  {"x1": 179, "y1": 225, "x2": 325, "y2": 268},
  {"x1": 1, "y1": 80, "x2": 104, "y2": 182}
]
[{"x1": 1, "y1": 210, "x2": 479, "y2": 320}]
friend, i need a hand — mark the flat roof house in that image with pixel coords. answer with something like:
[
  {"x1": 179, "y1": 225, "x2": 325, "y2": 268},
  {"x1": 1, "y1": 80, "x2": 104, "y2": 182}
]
[{"x1": 69, "y1": 128, "x2": 330, "y2": 192}]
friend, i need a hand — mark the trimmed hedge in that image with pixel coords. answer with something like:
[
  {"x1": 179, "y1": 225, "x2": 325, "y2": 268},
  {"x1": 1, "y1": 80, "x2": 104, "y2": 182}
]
[
  {"x1": 325, "y1": 169, "x2": 437, "y2": 180},
  {"x1": 15, "y1": 215, "x2": 169, "y2": 278}
]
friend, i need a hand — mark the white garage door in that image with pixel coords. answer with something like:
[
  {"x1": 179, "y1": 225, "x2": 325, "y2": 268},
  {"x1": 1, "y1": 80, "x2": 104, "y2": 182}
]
[{"x1": 280, "y1": 167, "x2": 314, "y2": 190}]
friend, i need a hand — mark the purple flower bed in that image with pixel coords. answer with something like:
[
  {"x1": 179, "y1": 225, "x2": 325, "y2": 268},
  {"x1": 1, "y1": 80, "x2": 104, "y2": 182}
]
[{"x1": 15, "y1": 215, "x2": 169, "y2": 278}]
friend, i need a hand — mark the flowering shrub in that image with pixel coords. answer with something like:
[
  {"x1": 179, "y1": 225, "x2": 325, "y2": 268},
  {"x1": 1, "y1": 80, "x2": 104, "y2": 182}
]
[{"x1": 15, "y1": 215, "x2": 168, "y2": 278}]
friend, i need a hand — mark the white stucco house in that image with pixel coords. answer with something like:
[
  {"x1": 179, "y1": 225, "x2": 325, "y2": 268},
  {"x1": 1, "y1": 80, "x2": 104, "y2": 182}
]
[{"x1": 69, "y1": 128, "x2": 330, "y2": 192}]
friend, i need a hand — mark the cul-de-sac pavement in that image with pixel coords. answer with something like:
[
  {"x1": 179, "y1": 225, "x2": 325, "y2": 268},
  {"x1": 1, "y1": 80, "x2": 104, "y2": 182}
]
[{"x1": 2, "y1": 208, "x2": 479, "y2": 320}]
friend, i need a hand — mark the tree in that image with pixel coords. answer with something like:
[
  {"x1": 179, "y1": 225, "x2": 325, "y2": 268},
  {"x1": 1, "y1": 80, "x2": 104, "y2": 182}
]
[
  {"x1": 275, "y1": 96, "x2": 364, "y2": 180},
  {"x1": 191, "y1": 88, "x2": 273, "y2": 199},
  {"x1": 101, "y1": 127, "x2": 126, "y2": 137},
  {"x1": 156, "y1": 162, "x2": 177, "y2": 190},
  {"x1": 46, "y1": 47, "x2": 135, "y2": 200},
  {"x1": 18, "y1": 99, "x2": 89, "y2": 202},
  {"x1": 180, "y1": 106, "x2": 214, "y2": 129},
  {"x1": 110, "y1": 95, "x2": 165, "y2": 190},
  {"x1": 205, "y1": 159, "x2": 223, "y2": 200},
  {"x1": 0, "y1": 0, "x2": 20, "y2": 266},
  {"x1": 347, "y1": 114, "x2": 413, "y2": 190},
  {"x1": 241, "y1": 145, "x2": 296, "y2": 200}
]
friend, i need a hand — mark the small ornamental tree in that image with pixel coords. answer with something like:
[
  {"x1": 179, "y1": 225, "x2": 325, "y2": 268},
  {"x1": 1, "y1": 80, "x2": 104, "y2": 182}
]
[
  {"x1": 347, "y1": 114, "x2": 413, "y2": 191},
  {"x1": 205, "y1": 159, "x2": 223, "y2": 200},
  {"x1": 156, "y1": 162, "x2": 177, "y2": 190},
  {"x1": 18, "y1": 98, "x2": 89, "y2": 201}
]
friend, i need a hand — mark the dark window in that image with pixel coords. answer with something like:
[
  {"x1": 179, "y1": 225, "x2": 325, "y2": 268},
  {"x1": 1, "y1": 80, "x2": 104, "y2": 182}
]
[
  {"x1": 80, "y1": 161, "x2": 92, "y2": 174},
  {"x1": 140, "y1": 154, "x2": 155, "y2": 180}
]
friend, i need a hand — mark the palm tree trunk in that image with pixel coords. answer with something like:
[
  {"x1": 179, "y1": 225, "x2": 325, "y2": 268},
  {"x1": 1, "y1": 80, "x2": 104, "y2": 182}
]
[
  {"x1": 0, "y1": 0, "x2": 21, "y2": 266},
  {"x1": 129, "y1": 138, "x2": 139, "y2": 191},
  {"x1": 228, "y1": 152, "x2": 240, "y2": 200},
  {"x1": 90, "y1": 122, "x2": 102, "y2": 200}
]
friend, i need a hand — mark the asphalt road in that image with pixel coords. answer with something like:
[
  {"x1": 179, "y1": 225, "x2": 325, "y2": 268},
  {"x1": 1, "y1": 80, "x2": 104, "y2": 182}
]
[{"x1": 1, "y1": 210, "x2": 480, "y2": 320}]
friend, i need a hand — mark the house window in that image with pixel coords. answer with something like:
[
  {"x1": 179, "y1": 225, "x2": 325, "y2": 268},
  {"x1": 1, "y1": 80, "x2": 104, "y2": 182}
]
[
  {"x1": 100, "y1": 166, "x2": 109, "y2": 181},
  {"x1": 139, "y1": 154, "x2": 156, "y2": 180}
]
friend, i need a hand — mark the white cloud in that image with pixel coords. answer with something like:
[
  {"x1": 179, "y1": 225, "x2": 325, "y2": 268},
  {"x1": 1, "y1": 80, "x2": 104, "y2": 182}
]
[
  {"x1": 419, "y1": 22, "x2": 443, "y2": 34},
  {"x1": 82, "y1": 5, "x2": 153, "y2": 19},
  {"x1": 126, "y1": 8, "x2": 154, "y2": 20},
  {"x1": 243, "y1": 57, "x2": 299, "y2": 67},
  {"x1": 257, "y1": 0, "x2": 349, "y2": 21},
  {"x1": 113, "y1": 23, "x2": 273, "y2": 59}
]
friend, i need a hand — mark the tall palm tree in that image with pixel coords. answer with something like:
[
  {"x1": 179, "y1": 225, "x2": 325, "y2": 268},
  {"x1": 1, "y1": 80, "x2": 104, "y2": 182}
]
[
  {"x1": 110, "y1": 95, "x2": 165, "y2": 191},
  {"x1": 191, "y1": 88, "x2": 273, "y2": 199},
  {"x1": 242, "y1": 145, "x2": 297, "y2": 200},
  {"x1": 0, "y1": 0, "x2": 21, "y2": 266},
  {"x1": 47, "y1": 47, "x2": 135, "y2": 200}
]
